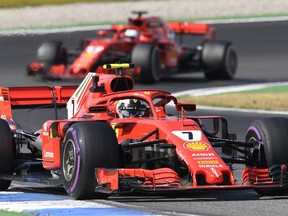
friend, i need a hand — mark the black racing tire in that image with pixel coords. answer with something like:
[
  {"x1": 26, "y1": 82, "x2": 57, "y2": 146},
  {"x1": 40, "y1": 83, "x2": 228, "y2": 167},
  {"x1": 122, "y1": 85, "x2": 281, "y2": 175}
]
[
  {"x1": 131, "y1": 43, "x2": 161, "y2": 84},
  {"x1": 0, "y1": 119, "x2": 14, "y2": 191},
  {"x1": 245, "y1": 117, "x2": 288, "y2": 196},
  {"x1": 39, "y1": 63, "x2": 51, "y2": 82},
  {"x1": 61, "y1": 122, "x2": 120, "y2": 199},
  {"x1": 38, "y1": 63, "x2": 63, "y2": 82},
  {"x1": 37, "y1": 41, "x2": 67, "y2": 65},
  {"x1": 202, "y1": 41, "x2": 237, "y2": 80}
]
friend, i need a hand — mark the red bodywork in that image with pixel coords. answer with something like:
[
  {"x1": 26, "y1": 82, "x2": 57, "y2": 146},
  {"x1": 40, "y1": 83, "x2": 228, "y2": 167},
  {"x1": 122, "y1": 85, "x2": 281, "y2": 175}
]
[
  {"x1": 1, "y1": 65, "x2": 286, "y2": 197},
  {"x1": 27, "y1": 13, "x2": 216, "y2": 81}
]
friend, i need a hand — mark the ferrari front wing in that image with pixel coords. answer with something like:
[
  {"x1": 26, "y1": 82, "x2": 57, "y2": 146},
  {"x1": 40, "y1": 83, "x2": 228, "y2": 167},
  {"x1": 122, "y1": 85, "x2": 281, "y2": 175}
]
[{"x1": 95, "y1": 166, "x2": 288, "y2": 195}]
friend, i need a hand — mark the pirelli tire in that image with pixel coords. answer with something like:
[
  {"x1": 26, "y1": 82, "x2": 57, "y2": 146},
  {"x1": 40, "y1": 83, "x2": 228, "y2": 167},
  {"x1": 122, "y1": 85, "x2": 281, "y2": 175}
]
[
  {"x1": 245, "y1": 117, "x2": 288, "y2": 196},
  {"x1": 61, "y1": 122, "x2": 120, "y2": 199},
  {"x1": 201, "y1": 41, "x2": 237, "y2": 80},
  {"x1": 37, "y1": 41, "x2": 67, "y2": 65},
  {"x1": 0, "y1": 119, "x2": 14, "y2": 191},
  {"x1": 131, "y1": 43, "x2": 161, "y2": 84}
]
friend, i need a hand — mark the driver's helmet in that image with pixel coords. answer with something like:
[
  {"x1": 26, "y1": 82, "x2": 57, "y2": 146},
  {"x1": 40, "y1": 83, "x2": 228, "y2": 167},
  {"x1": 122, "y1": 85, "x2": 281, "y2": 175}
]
[
  {"x1": 116, "y1": 99, "x2": 149, "y2": 118},
  {"x1": 124, "y1": 29, "x2": 139, "y2": 39}
]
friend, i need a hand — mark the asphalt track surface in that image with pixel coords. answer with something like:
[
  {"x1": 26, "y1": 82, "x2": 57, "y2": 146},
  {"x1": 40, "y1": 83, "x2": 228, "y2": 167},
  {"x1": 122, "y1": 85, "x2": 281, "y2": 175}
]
[{"x1": 1, "y1": 20, "x2": 288, "y2": 216}]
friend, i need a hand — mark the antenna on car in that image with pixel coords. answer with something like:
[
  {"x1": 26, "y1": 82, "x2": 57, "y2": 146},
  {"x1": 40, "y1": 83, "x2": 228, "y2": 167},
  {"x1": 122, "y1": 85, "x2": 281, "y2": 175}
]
[
  {"x1": 132, "y1": 11, "x2": 147, "y2": 18},
  {"x1": 102, "y1": 63, "x2": 135, "y2": 92},
  {"x1": 103, "y1": 63, "x2": 135, "y2": 76}
]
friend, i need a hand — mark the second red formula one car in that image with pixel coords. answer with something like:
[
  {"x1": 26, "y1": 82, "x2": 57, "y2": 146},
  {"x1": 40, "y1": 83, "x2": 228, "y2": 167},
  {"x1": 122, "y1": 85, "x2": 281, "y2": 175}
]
[
  {"x1": 1, "y1": 63, "x2": 288, "y2": 200},
  {"x1": 27, "y1": 11, "x2": 237, "y2": 83}
]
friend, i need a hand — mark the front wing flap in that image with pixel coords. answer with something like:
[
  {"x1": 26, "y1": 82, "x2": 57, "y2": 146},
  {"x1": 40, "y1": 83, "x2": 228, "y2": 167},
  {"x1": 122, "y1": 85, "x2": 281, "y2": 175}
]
[{"x1": 95, "y1": 167, "x2": 288, "y2": 195}]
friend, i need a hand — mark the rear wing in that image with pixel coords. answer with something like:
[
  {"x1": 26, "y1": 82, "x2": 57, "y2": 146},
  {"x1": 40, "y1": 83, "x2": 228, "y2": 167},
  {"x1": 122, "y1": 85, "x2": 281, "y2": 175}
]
[
  {"x1": 167, "y1": 22, "x2": 214, "y2": 34},
  {"x1": 167, "y1": 22, "x2": 216, "y2": 41},
  {"x1": 0, "y1": 85, "x2": 77, "y2": 120}
]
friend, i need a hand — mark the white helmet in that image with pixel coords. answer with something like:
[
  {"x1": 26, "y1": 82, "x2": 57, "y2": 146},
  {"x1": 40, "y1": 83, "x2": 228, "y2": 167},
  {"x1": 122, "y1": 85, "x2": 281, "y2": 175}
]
[
  {"x1": 124, "y1": 29, "x2": 140, "y2": 39},
  {"x1": 116, "y1": 99, "x2": 148, "y2": 118}
]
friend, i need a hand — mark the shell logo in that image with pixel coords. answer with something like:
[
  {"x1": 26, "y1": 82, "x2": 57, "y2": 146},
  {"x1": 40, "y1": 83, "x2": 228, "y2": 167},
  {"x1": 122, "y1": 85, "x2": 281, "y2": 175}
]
[{"x1": 184, "y1": 142, "x2": 209, "y2": 151}]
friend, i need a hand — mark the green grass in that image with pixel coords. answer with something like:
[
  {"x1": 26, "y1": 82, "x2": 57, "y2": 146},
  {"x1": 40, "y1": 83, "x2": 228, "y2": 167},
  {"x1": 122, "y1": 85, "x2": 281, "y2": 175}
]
[
  {"x1": 0, "y1": 0, "x2": 132, "y2": 8},
  {"x1": 0, "y1": 210, "x2": 31, "y2": 216},
  {"x1": 234, "y1": 85, "x2": 288, "y2": 94},
  {"x1": 179, "y1": 85, "x2": 288, "y2": 111}
]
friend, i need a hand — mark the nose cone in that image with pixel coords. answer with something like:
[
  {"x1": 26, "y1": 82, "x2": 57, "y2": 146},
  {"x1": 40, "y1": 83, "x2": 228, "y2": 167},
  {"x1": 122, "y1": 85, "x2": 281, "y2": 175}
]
[{"x1": 205, "y1": 167, "x2": 224, "y2": 184}]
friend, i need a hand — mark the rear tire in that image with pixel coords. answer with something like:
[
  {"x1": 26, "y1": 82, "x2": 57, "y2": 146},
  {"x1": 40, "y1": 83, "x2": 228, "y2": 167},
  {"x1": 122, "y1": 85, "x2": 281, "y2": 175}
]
[
  {"x1": 245, "y1": 117, "x2": 288, "y2": 196},
  {"x1": 0, "y1": 119, "x2": 14, "y2": 191},
  {"x1": 61, "y1": 122, "x2": 120, "y2": 199},
  {"x1": 202, "y1": 41, "x2": 237, "y2": 80},
  {"x1": 132, "y1": 43, "x2": 161, "y2": 83}
]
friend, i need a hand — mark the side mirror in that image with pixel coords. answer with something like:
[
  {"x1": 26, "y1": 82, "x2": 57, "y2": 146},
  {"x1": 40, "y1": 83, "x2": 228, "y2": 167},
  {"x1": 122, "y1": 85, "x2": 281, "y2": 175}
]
[{"x1": 176, "y1": 102, "x2": 196, "y2": 112}]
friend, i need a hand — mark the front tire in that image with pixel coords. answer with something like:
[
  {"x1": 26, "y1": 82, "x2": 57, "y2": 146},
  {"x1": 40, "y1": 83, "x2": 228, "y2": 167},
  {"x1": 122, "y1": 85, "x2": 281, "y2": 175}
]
[
  {"x1": 245, "y1": 117, "x2": 288, "y2": 196},
  {"x1": 132, "y1": 43, "x2": 161, "y2": 83},
  {"x1": 0, "y1": 119, "x2": 14, "y2": 191},
  {"x1": 37, "y1": 41, "x2": 67, "y2": 81},
  {"x1": 202, "y1": 41, "x2": 237, "y2": 80},
  {"x1": 37, "y1": 41, "x2": 67, "y2": 65},
  {"x1": 61, "y1": 122, "x2": 120, "y2": 199}
]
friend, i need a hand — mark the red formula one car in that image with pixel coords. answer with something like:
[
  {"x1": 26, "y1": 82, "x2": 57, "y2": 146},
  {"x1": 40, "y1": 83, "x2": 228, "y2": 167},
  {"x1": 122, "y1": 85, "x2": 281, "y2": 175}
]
[
  {"x1": 27, "y1": 11, "x2": 237, "y2": 83},
  {"x1": 1, "y1": 63, "x2": 288, "y2": 199}
]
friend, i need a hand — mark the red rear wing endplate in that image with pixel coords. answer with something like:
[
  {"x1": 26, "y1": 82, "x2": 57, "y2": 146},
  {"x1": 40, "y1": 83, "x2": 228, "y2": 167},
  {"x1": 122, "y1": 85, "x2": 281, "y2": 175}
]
[{"x1": 0, "y1": 85, "x2": 77, "y2": 108}]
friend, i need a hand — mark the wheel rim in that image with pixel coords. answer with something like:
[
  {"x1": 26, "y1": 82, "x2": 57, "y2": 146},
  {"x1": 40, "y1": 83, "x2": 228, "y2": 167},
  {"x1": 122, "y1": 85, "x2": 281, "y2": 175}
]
[
  {"x1": 246, "y1": 128, "x2": 267, "y2": 168},
  {"x1": 63, "y1": 139, "x2": 76, "y2": 181}
]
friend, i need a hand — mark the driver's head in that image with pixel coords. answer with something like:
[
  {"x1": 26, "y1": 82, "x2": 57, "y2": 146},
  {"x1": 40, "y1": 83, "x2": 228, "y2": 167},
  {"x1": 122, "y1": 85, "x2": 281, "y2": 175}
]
[
  {"x1": 116, "y1": 99, "x2": 148, "y2": 118},
  {"x1": 124, "y1": 29, "x2": 139, "y2": 39}
]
